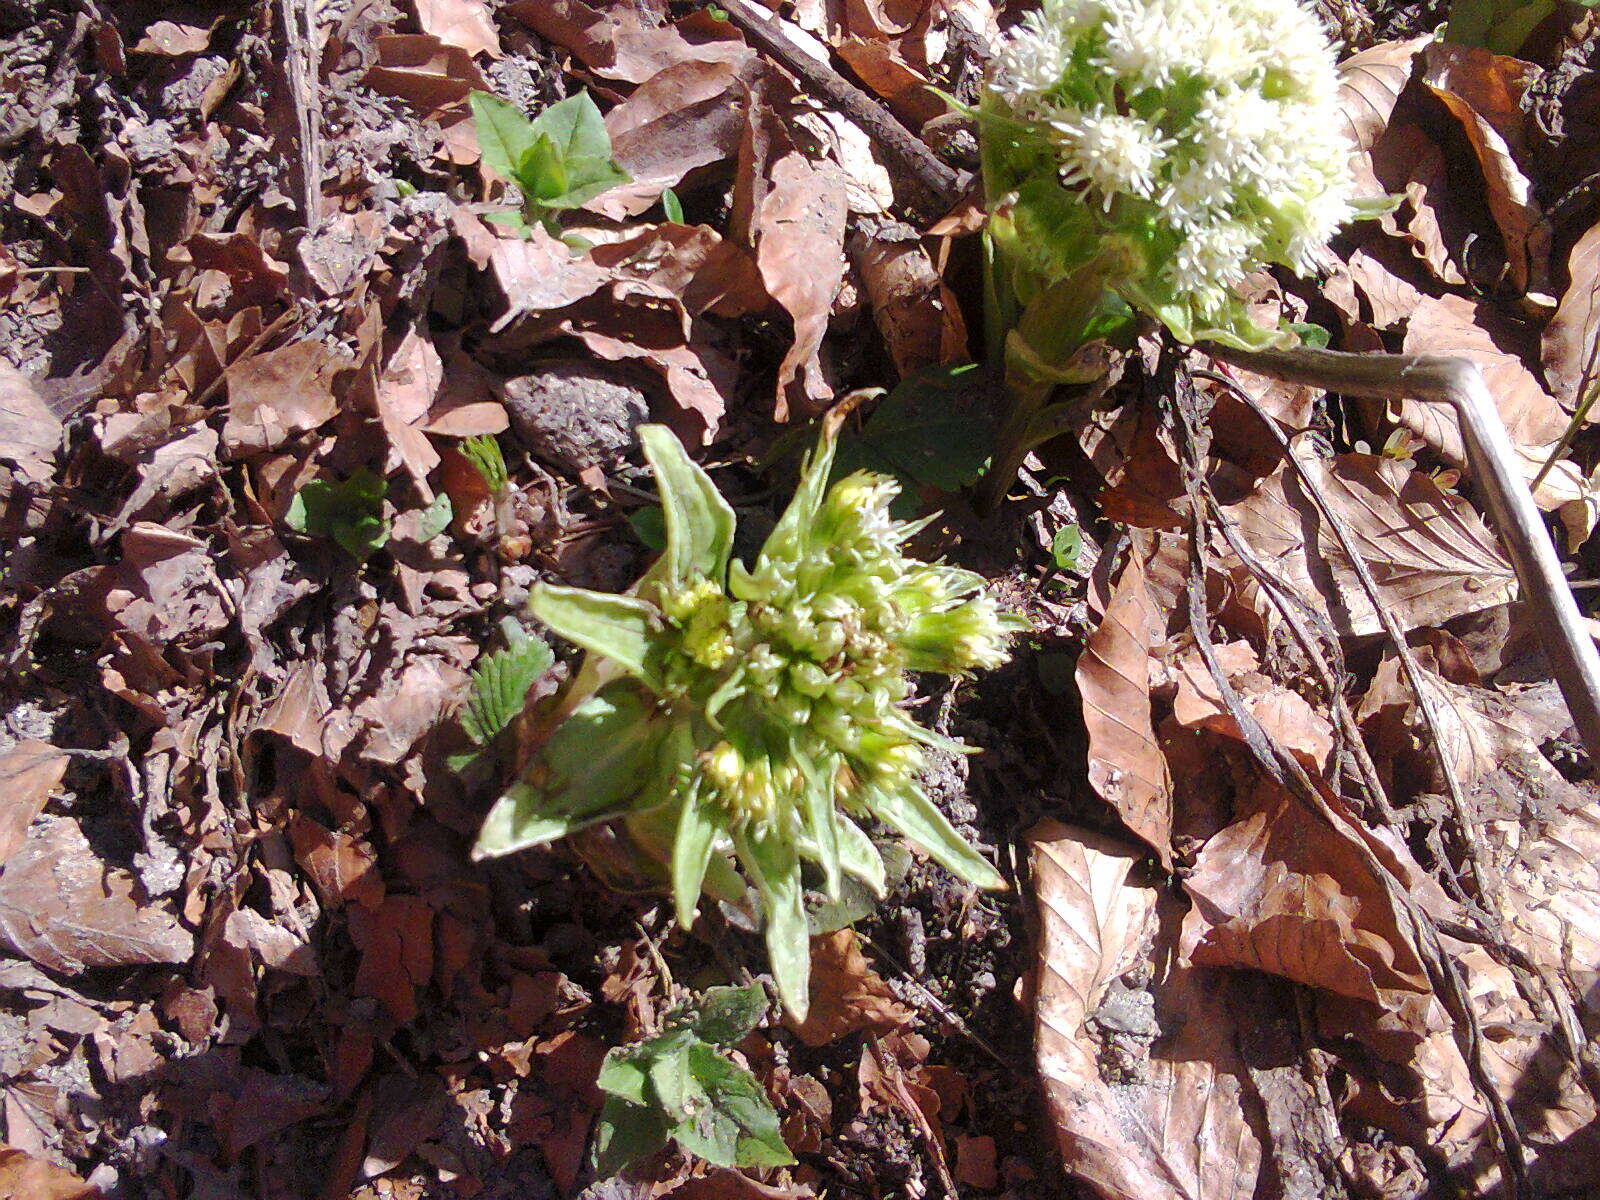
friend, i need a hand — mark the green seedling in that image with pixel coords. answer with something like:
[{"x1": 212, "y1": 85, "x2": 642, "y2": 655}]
[
  {"x1": 286, "y1": 467, "x2": 389, "y2": 560},
  {"x1": 591, "y1": 985, "x2": 792, "y2": 1177},
  {"x1": 460, "y1": 618, "x2": 555, "y2": 748},
  {"x1": 474, "y1": 420, "x2": 1023, "y2": 1018},
  {"x1": 462, "y1": 433, "x2": 509, "y2": 495},
  {"x1": 469, "y1": 91, "x2": 630, "y2": 239}
]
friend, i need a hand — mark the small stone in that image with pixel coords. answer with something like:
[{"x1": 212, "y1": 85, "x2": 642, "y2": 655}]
[{"x1": 501, "y1": 361, "x2": 652, "y2": 478}]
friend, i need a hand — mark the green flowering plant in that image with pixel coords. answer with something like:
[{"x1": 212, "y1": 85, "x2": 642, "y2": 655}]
[
  {"x1": 973, "y1": 0, "x2": 1388, "y2": 507},
  {"x1": 474, "y1": 417, "x2": 1023, "y2": 1018}
]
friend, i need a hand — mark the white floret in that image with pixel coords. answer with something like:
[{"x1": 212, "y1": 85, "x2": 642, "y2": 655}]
[{"x1": 1052, "y1": 108, "x2": 1174, "y2": 204}]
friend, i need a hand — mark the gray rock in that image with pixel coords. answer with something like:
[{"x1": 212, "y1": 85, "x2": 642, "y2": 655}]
[{"x1": 501, "y1": 362, "x2": 651, "y2": 478}]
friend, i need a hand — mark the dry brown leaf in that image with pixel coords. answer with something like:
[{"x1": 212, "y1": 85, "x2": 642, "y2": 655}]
[
  {"x1": 361, "y1": 33, "x2": 488, "y2": 111},
  {"x1": 349, "y1": 893, "x2": 434, "y2": 1024},
  {"x1": 1541, "y1": 220, "x2": 1600, "y2": 412},
  {"x1": 1226, "y1": 448, "x2": 1517, "y2": 637},
  {"x1": 412, "y1": 0, "x2": 501, "y2": 58},
  {"x1": 0, "y1": 363, "x2": 63, "y2": 484},
  {"x1": 1167, "y1": 643, "x2": 1335, "y2": 773},
  {"x1": 1030, "y1": 820, "x2": 1265, "y2": 1200},
  {"x1": 848, "y1": 226, "x2": 967, "y2": 377},
  {"x1": 1343, "y1": 240, "x2": 1431, "y2": 332},
  {"x1": 1337, "y1": 38, "x2": 1429, "y2": 154},
  {"x1": 1416, "y1": 43, "x2": 1543, "y2": 294},
  {"x1": 1397, "y1": 294, "x2": 1584, "y2": 506},
  {"x1": 752, "y1": 152, "x2": 849, "y2": 420},
  {"x1": 786, "y1": 929, "x2": 915, "y2": 1047},
  {"x1": 1380, "y1": 127, "x2": 1468, "y2": 288},
  {"x1": 0, "y1": 817, "x2": 193, "y2": 974},
  {"x1": 222, "y1": 339, "x2": 342, "y2": 455},
  {"x1": 508, "y1": 0, "x2": 746, "y2": 85},
  {"x1": 595, "y1": 56, "x2": 755, "y2": 220},
  {"x1": 1075, "y1": 546, "x2": 1172, "y2": 864},
  {"x1": 1356, "y1": 652, "x2": 1534, "y2": 794},
  {"x1": 1180, "y1": 781, "x2": 1432, "y2": 1012},
  {"x1": 0, "y1": 741, "x2": 69, "y2": 869},
  {"x1": 0, "y1": 1145, "x2": 101, "y2": 1200},
  {"x1": 833, "y1": 38, "x2": 946, "y2": 128}
]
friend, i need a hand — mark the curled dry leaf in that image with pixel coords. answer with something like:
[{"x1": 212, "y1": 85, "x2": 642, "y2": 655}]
[
  {"x1": 1226, "y1": 447, "x2": 1517, "y2": 638},
  {"x1": 1541, "y1": 220, "x2": 1600, "y2": 412},
  {"x1": 0, "y1": 363, "x2": 64, "y2": 484},
  {"x1": 1075, "y1": 545, "x2": 1172, "y2": 864},
  {"x1": 0, "y1": 817, "x2": 194, "y2": 974},
  {"x1": 222, "y1": 339, "x2": 343, "y2": 455},
  {"x1": 848, "y1": 224, "x2": 967, "y2": 377},
  {"x1": 0, "y1": 1145, "x2": 101, "y2": 1200},
  {"x1": 412, "y1": 0, "x2": 501, "y2": 59},
  {"x1": 1167, "y1": 642, "x2": 1335, "y2": 773},
  {"x1": 787, "y1": 929, "x2": 914, "y2": 1048},
  {"x1": 1180, "y1": 781, "x2": 1432, "y2": 1015},
  {"x1": 1030, "y1": 820, "x2": 1266, "y2": 1200}
]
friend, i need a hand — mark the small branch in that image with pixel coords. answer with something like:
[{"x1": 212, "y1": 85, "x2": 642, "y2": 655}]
[
  {"x1": 1199, "y1": 342, "x2": 1600, "y2": 768},
  {"x1": 711, "y1": 0, "x2": 969, "y2": 218}
]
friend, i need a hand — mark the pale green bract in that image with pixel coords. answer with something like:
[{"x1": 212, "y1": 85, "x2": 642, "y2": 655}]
[
  {"x1": 474, "y1": 424, "x2": 1023, "y2": 1018},
  {"x1": 980, "y1": 0, "x2": 1380, "y2": 350}
]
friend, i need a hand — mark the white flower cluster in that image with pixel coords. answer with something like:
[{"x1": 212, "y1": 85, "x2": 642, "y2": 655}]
[{"x1": 987, "y1": 0, "x2": 1354, "y2": 317}]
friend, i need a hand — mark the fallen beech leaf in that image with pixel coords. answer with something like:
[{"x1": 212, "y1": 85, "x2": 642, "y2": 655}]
[
  {"x1": 1076, "y1": 546, "x2": 1172, "y2": 863},
  {"x1": 0, "y1": 363, "x2": 63, "y2": 484},
  {"x1": 752, "y1": 153, "x2": 849, "y2": 419},
  {"x1": 288, "y1": 814, "x2": 384, "y2": 910},
  {"x1": 1030, "y1": 820, "x2": 1266, "y2": 1199},
  {"x1": 412, "y1": 0, "x2": 501, "y2": 58},
  {"x1": 1337, "y1": 37, "x2": 1430, "y2": 153},
  {"x1": 222, "y1": 339, "x2": 343, "y2": 455},
  {"x1": 1398, "y1": 294, "x2": 1578, "y2": 503},
  {"x1": 508, "y1": 0, "x2": 747, "y2": 85},
  {"x1": 1168, "y1": 643, "x2": 1335, "y2": 773},
  {"x1": 0, "y1": 817, "x2": 193, "y2": 973},
  {"x1": 0, "y1": 741, "x2": 69, "y2": 869},
  {"x1": 0, "y1": 1145, "x2": 101, "y2": 1199},
  {"x1": 1343, "y1": 240, "x2": 1430, "y2": 332},
  {"x1": 1542, "y1": 220, "x2": 1600, "y2": 412},
  {"x1": 786, "y1": 929, "x2": 914, "y2": 1047},
  {"x1": 594, "y1": 56, "x2": 755, "y2": 220},
  {"x1": 848, "y1": 224, "x2": 968, "y2": 377},
  {"x1": 362, "y1": 33, "x2": 488, "y2": 111},
  {"x1": 1227, "y1": 448, "x2": 1518, "y2": 637},
  {"x1": 349, "y1": 894, "x2": 434, "y2": 1024},
  {"x1": 1180, "y1": 782, "x2": 1431, "y2": 1011},
  {"x1": 834, "y1": 39, "x2": 947, "y2": 129}
]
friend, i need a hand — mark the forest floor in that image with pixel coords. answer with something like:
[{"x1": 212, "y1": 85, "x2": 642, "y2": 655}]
[{"x1": 2, "y1": 1, "x2": 1600, "y2": 1198}]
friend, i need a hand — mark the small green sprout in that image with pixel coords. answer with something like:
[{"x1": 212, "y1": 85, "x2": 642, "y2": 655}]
[
  {"x1": 591, "y1": 985, "x2": 792, "y2": 1177},
  {"x1": 474, "y1": 420, "x2": 1023, "y2": 1017},
  {"x1": 286, "y1": 467, "x2": 389, "y2": 560},
  {"x1": 469, "y1": 91, "x2": 630, "y2": 238},
  {"x1": 461, "y1": 619, "x2": 555, "y2": 748},
  {"x1": 462, "y1": 433, "x2": 509, "y2": 494}
]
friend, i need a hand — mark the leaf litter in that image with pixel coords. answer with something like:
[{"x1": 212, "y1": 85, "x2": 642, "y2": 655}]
[{"x1": 2, "y1": 1, "x2": 1600, "y2": 1199}]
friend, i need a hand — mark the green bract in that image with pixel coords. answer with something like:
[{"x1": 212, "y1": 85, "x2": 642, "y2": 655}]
[{"x1": 474, "y1": 424, "x2": 1023, "y2": 1018}]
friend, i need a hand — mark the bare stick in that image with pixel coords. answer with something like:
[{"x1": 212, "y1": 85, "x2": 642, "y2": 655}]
[
  {"x1": 1200, "y1": 342, "x2": 1600, "y2": 767},
  {"x1": 712, "y1": 0, "x2": 969, "y2": 217}
]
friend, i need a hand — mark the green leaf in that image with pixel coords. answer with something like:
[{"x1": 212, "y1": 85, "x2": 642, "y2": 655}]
[
  {"x1": 678, "y1": 1043, "x2": 794, "y2": 1169},
  {"x1": 792, "y1": 744, "x2": 841, "y2": 901},
  {"x1": 628, "y1": 505, "x2": 667, "y2": 551},
  {"x1": 833, "y1": 365, "x2": 999, "y2": 499},
  {"x1": 461, "y1": 620, "x2": 554, "y2": 746},
  {"x1": 833, "y1": 812, "x2": 887, "y2": 896},
  {"x1": 661, "y1": 187, "x2": 685, "y2": 224},
  {"x1": 671, "y1": 782, "x2": 721, "y2": 929},
  {"x1": 285, "y1": 467, "x2": 390, "y2": 561},
  {"x1": 527, "y1": 584, "x2": 663, "y2": 688},
  {"x1": 590, "y1": 1094, "x2": 672, "y2": 1178},
  {"x1": 1286, "y1": 321, "x2": 1331, "y2": 350},
  {"x1": 647, "y1": 1041, "x2": 697, "y2": 1119},
  {"x1": 690, "y1": 985, "x2": 768, "y2": 1046},
  {"x1": 597, "y1": 1046, "x2": 655, "y2": 1107},
  {"x1": 473, "y1": 682, "x2": 666, "y2": 857},
  {"x1": 1051, "y1": 523, "x2": 1083, "y2": 572},
  {"x1": 470, "y1": 91, "x2": 538, "y2": 183},
  {"x1": 483, "y1": 210, "x2": 532, "y2": 235},
  {"x1": 417, "y1": 492, "x2": 453, "y2": 541},
  {"x1": 638, "y1": 425, "x2": 736, "y2": 587},
  {"x1": 520, "y1": 134, "x2": 569, "y2": 202},
  {"x1": 735, "y1": 828, "x2": 811, "y2": 1021},
  {"x1": 860, "y1": 782, "x2": 1005, "y2": 891}
]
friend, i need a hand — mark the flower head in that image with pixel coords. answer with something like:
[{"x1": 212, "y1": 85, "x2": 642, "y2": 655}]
[
  {"x1": 475, "y1": 424, "x2": 1024, "y2": 1018},
  {"x1": 982, "y1": 0, "x2": 1360, "y2": 345}
]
